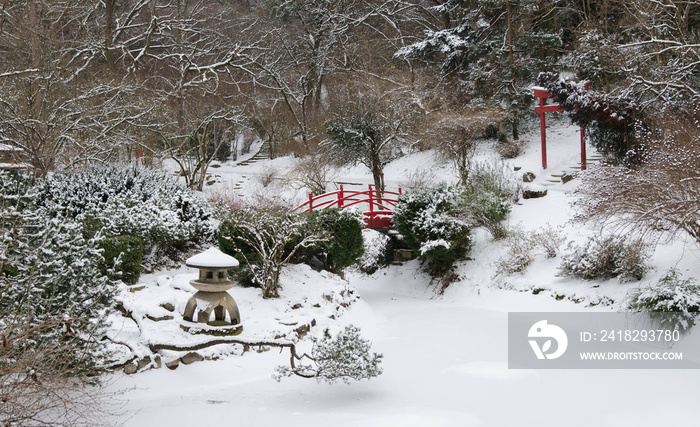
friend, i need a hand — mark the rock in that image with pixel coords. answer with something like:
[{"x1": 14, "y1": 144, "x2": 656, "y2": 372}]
[
  {"x1": 180, "y1": 352, "x2": 204, "y2": 365},
  {"x1": 522, "y1": 186, "x2": 548, "y2": 199},
  {"x1": 291, "y1": 303, "x2": 303, "y2": 310},
  {"x1": 561, "y1": 173, "x2": 575, "y2": 184},
  {"x1": 393, "y1": 249, "x2": 417, "y2": 262},
  {"x1": 165, "y1": 359, "x2": 180, "y2": 370},
  {"x1": 136, "y1": 355, "x2": 152, "y2": 371},
  {"x1": 522, "y1": 172, "x2": 536, "y2": 182},
  {"x1": 160, "y1": 302, "x2": 175, "y2": 312},
  {"x1": 307, "y1": 255, "x2": 325, "y2": 271},
  {"x1": 123, "y1": 361, "x2": 138, "y2": 375},
  {"x1": 146, "y1": 314, "x2": 174, "y2": 322},
  {"x1": 295, "y1": 323, "x2": 311, "y2": 339}
]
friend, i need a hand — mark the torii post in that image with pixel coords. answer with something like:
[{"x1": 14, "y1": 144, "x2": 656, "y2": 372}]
[{"x1": 532, "y1": 87, "x2": 586, "y2": 171}]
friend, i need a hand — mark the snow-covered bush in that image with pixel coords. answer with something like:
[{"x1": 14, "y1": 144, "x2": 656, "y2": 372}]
[
  {"x1": 301, "y1": 208, "x2": 365, "y2": 274},
  {"x1": 393, "y1": 185, "x2": 475, "y2": 276},
  {"x1": 32, "y1": 165, "x2": 213, "y2": 269},
  {"x1": 496, "y1": 225, "x2": 566, "y2": 276},
  {"x1": 100, "y1": 235, "x2": 144, "y2": 285},
  {"x1": 358, "y1": 229, "x2": 392, "y2": 274},
  {"x1": 627, "y1": 269, "x2": 700, "y2": 331},
  {"x1": 393, "y1": 183, "x2": 510, "y2": 276},
  {"x1": 467, "y1": 159, "x2": 521, "y2": 203},
  {"x1": 574, "y1": 110, "x2": 700, "y2": 247},
  {"x1": 1, "y1": 172, "x2": 117, "y2": 383},
  {"x1": 461, "y1": 184, "x2": 512, "y2": 240},
  {"x1": 534, "y1": 224, "x2": 567, "y2": 259},
  {"x1": 218, "y1": 205, "x2": 327, "y2": 298},
  {"x1": 274, "y1": 325, "x2": 383, "y2": 384},
  {"x1": 559, "y1": 235, "x2": 649, "y2": 281},
  {"x1": 495, "y1": 230, "x2": 536, "y2": 275}
]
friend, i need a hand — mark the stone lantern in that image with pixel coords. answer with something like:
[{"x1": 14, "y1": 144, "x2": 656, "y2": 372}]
[{"x1": 182, "y1": 247, "x2": 242, "y2": 334}]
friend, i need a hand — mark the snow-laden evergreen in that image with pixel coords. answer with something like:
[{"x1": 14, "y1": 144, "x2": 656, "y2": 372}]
[{"x1": 31, "y1": 165, "x2": 214, "y2": 269}]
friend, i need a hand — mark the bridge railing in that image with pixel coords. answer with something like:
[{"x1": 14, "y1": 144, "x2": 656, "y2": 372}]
[{"x1": 293, "y1": 184, "x2": 402, "y2": 228}]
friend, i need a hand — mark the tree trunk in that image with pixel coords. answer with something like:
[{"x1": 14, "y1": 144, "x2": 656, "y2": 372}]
[{"x1": 105, "y1": 0, "x2": 116, "y2": 73}]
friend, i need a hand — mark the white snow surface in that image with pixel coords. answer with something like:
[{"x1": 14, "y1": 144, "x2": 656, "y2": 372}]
[{"x1": 105, "y1": 121, "x2": 700, "y2": 426}]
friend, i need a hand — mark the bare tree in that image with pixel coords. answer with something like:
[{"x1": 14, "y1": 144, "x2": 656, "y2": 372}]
[
  {"x1": 220, "y1": 205, "x2": 327, "y2": 299},
  {"x1": 290, "y1": 153, "x2": 337, "y2": 194},
  {"x1": 0, "y1": 322, "x2": 118, "y2": 427},
  {"x1": 616, "y1": 0, "x2": 700, "y2": 108},
  {"x1": 428, "y1": 107, "x2": 504, "y2": 185},
  {"x1": 574, "y1": 111, "x2": 700, "y2": 243},
  {"x1": 161, "y1": 112, "x2": 245, "y2": 191},
  {"x1": 324, "y1": 95, "x2": 406, "y2": 191}
]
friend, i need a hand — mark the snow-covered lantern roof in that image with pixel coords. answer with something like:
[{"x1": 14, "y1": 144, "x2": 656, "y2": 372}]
[
  {"x1": 186, "y1": 246, "x2": 239, "y2": 269},
  {"x1": 182, "y1": 247, "x2": 242, "y2": 333},
  {"x1": 185, "y1": 247, "x2": 239, "y2": 292}
]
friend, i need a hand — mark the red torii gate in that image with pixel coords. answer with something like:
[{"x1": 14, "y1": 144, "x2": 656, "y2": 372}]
[
  {"x1": 293, "y1": 184, "x2": 402, "y2": 229},
  {"x1": 532, "y1": 86, "x2": 586, "y2": 171}
]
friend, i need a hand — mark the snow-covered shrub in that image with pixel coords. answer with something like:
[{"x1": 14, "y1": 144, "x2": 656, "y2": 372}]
[
  {"x1": 394, "y1": 183, "x2": 511, "y2": 276},
  {"x1": 495, "y1": 230, "x2": 536, "y2": 275},
  {"x1": 461, "y1": 184, "x2": 511, "y2": 239},
  {"x1": 100, "y1": 235, "x2": 144, "y2": 285},
  {"x1": 393, "y1": 185, "x2": 475, "y2": 277},
  {"x1": 495, "y1": 140, "x2": 525, "y2": 159},
  {"x1": 627, "y1": 269, "x2": 700, "y2": 331},
  {"x1": 496, "y1": 225, "x2": 566, "y2": 276},
  {"x1": 218, "y1": 205, "x2": 327, "y2": 298},
  {"x1": 467, "y1": 159, "x2": 521, "y2": 203},
  {"x1": 534, "y1": 224, "x2": 567, "y2": 259},
  {"x1": 358, "y1": 229, "x2": 392, "y2": 274},
  {"x1": 574, "y1": 110, "x2": 700, "y2": 247},
  {"x1": 274, "y1": 325, "x2": 383, "y2": 384},
  {"x1": 1, "y1": 172, "x2": 117, "y2": 379},
  {"x1": 31, "y1": 165, "x2": 213, "y2": 269},
  {"x1": 559, "y1": 235, "x2": 649, "y2": 281},
  {"x1": 302, "y1": 208, "x2": 365, "y2": 274}
]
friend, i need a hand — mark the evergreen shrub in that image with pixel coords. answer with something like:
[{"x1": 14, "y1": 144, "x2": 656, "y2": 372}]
[
  {"x1": 627, "y1": 269, "x2": 700, "y2": 330},
  {"x1": 392, "y1": 185, "x2": 474, "y2": 277},
  {"x1": 302, "y1": 209, "x2": 364, "y2": 273},
  {"x1": 559, "y1": 235, "x2": 649, "y2": 281},
  {"x1": 358, "y1": 229, "x2": 392, "y2": 274},
  {"x1": 32, "y1": 165, "x2": 213, "y2": 269},
  {"x1": 100, "y1": 236, "x2": 144, "y2": 285}
]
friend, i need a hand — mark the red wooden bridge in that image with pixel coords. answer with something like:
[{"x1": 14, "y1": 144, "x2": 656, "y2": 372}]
[{"x1": 294, "y1": 184, "x2": 402, "y2": 229}]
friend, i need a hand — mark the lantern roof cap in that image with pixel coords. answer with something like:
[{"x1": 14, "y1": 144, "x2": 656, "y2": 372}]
[{"x1": 186, "y1": 247, "x2": 239, "y2": 269}]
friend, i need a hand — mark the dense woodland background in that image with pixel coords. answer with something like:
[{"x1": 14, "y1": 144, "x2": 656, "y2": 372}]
[{"x1": 2, "y1": 0, "x2": 698, "y2": 181}]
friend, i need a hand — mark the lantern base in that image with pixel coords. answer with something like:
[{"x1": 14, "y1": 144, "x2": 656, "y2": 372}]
[
  {"x1": 180, "y1": 320, "x2": 243, "y2": 336},
  {"x1": 182, "y1": 290, "x2": 241, "y2": 327}
]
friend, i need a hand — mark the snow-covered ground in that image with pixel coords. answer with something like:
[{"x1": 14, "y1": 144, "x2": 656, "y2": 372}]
[{"x1": 105, "y1": 120, "x2": 700, "y2": 426}]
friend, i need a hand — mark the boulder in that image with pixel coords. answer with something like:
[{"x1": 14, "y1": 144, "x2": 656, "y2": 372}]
[{"x1": 522, "y1": 186, "x2": 548, "y2": 199}]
